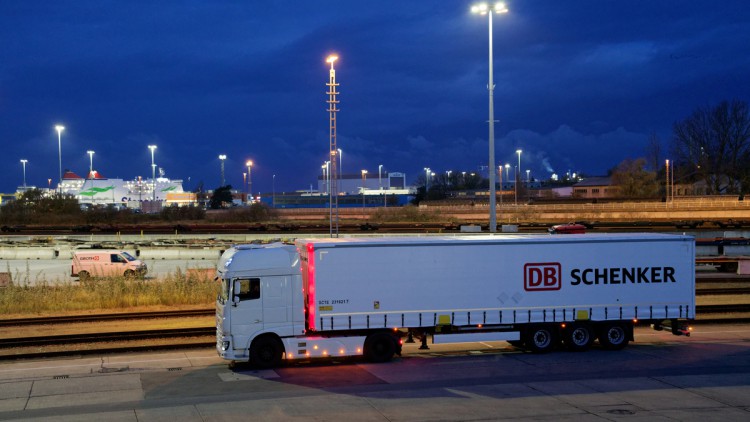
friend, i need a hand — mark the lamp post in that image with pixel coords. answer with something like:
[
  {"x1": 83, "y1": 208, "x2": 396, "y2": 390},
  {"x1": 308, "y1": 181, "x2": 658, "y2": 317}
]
[
  {"x1": 326, "y1": 54, "x2": 340, "y2": 238},
  {"x1": 361, "y1": 170, "x2": 368, "y2": 219},
  {"x1": 246, "y1": 160, "x2": 253, "y2": 202},
  {"x1": 87, "y1": 150, "x2": 95, "y2": 178},
  {"x1": 87, "y1": 150, "x2": 95, "y2": 204},
  {"x1": 338, "y1": 148, "x2": 343, "y2": 180},
  {"x1": 55, "y1": 125, "x2": 65, "y2": 192},
  {"x1": 272, "y1": 174, "x2": 276, "y2": 208},
  {"x1": 515, "y1": 149, "x2": 522, "y2": 205},
  {"x1": 218, "y1": 154, "x2": 226, "y2": 187},
  {"x1": 472, "y1": 2, "x2": 508, "y2": 233},
  {"x1": 148, "y1": 145, "x2": 157, "y2": 201},
  {"x1": 20, "y1": 159, "x2": 28, "y2": 189},
  {"x1": 424, "y1": 167, "x2": 431, "y2": 191},
  {"x1": 505, "y1": 163, "x2": 510, "y2": 183},
  {"x1": 321, "y1": 163, "x2": 328, "y2": 193}
]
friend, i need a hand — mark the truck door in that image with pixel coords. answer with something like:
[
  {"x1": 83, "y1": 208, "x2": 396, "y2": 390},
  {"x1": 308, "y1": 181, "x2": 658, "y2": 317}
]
[
  {"x1": 231, "y1": 277, "x2": 264, "y2": 350},
  {"x1": 261, "y1": 276, "x2": 290, "y2": 330}
]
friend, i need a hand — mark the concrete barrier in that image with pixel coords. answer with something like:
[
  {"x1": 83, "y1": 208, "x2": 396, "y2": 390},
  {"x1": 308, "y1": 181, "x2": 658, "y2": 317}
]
[
  {"x1": 0, "y1": 248, "x2": 57, "y2": 260},
  {"x1": 138, "y1": 248, "x2": 222, "y2": 260}
]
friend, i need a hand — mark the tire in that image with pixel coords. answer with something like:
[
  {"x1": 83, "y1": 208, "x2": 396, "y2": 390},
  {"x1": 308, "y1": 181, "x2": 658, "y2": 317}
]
[
  {"x1": 249, "y1": 336, "x2": 284, "y2": 369},
  {"x1": 78, "y1": 271, "x2": 90, "y2": 281},
  {"x1": 124, "y1": 269, "x2": 135, "y2": 278},
  {"x1": 524, "y1": 326, "x2": 556, "y2": 353},
  {"x1": 564, "y1": 323, "x2": 594, "y2": 352},
  {"x1": 598, "y1": 323, "x2": 630, "y2": 350},
  {"x1": 365, "y1": 332, "x2": 396, "y2": 363}
]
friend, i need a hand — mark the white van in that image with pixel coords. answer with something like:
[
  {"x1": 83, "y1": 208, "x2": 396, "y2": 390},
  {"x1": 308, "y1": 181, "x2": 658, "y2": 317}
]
[{"x1": 71, "y1": 250, "x2": 148, "y2": 279}]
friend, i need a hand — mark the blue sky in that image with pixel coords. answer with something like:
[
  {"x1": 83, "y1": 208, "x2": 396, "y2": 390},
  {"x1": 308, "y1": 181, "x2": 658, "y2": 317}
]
[{"x1": 1, "y1": 1, "x2": 749, "y2": 194}]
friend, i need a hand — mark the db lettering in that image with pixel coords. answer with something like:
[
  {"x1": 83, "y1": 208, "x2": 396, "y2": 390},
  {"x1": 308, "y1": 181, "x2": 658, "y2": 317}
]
[{"x1": 524, "y1": 263, "x2": 562, "y2": 291}]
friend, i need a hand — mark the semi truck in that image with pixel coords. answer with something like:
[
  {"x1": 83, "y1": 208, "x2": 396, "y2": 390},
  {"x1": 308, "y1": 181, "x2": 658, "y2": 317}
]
[{"x1": 216, "y1": 234, "x2": 694, "y2": 367}]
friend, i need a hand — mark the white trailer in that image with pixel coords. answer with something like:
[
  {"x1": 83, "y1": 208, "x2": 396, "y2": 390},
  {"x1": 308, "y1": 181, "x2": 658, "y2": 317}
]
[{"x1": 216, "y1": 234, "x2": 694, "y2": 367}]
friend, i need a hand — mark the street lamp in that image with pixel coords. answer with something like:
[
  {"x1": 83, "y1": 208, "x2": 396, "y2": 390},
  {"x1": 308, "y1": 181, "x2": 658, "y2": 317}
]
[
  {"x1": 361, "y1": 170, "x2": 368, "y2": 218},
  {"x1": 246, "y1": 160, "x2": 253, "y2": 202},
  {"x1": 218, "y1": 154, "x2": 226, "y2": 187},
  {"x1": 338, "y1": 148, "x2": 343, "y2": 180},
  {"x1": 55, "y1": 125, "x2": 65, "y2": 191},
  {"x1": 20, "y1": 159, "x2": 28, "y2": 189},
  {"x1": 326, "y1": 54, "x2": 340, "y2": 238},
  {"x1": 87, "y1": 150, "x2": 95, "y2": 178},
  {"x1": 272, "y1": 174, "x2": 276, "y2": 208},
  {"x1": 148, "y1": 145, "x2": 157, "y2": 201},
  {"x1": 472, "y1": 2, "x2": 508, "y2": 233},
  {"x1": 526, "y1": 169, "x2": 530, "y2": 182},
  {"x1": 516, "y1": 149, "x2": 522, "y2": 177},
  {"x1": 505, "y1": 163, "x2": 510, "y2": 182},
  {"x1": 424, "y1": 167, "x2": 431, "y2": 190},
  {"x1": 378, "y1": 164, "x2": 383, "y2": 190},
  {"x1": 87, "y1": 150, "x2": 95, "y2": 204}
]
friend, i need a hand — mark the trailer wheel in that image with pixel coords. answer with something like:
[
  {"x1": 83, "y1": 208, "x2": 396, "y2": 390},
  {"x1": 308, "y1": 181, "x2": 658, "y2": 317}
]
[
  {"x1": 365, "y1": 332, "x2": 396, "y2": 363},
  {"x1": 564, "y1": 323, "x2": 594, "y2": 352},
  {"x1": 78, "y1": 271, "x2": 90, "y2": 281},
  {"x1": 249, "y1": 336, "x2": 284, "y2": 368},
  {"x1": 524, "y1": 326, "x2": 555, "y2": 353},
  {"x1": 598, "y1": 323, "x2": 630, "y2": 350}
]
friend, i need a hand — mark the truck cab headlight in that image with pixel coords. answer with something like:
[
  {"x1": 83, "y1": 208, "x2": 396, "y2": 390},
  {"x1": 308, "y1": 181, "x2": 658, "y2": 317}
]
[{"x1": 221, "y1": 341, "x2": 230, "y2": 351}]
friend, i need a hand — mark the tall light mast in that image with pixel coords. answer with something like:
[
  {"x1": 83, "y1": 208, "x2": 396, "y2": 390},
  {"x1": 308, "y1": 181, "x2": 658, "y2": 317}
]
[{"x1": 326, "y1": 54, "x2": 340, "y2": 237}]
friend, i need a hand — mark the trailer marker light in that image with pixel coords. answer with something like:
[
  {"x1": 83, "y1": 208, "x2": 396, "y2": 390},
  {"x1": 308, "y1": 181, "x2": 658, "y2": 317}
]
[
  {"x1": 357, "y1": 348, "x2": 362, "y2": 353},
  {"x1": 339, "y1": 349, "x2": 345, "y2": 354},
  {"x1": 478, "y1": 324, "x2": 483, "y2": 328},
  {"x1": 322, "y1": 351, "x2": 328, "y2": 356},
  {"x1": 313, "y1": 345, "x2": 318, "y2": 350},
  {"x1": 633, "y1": 319, "x2": 638, "y2": 323},
  {"x1": 561, "y1": 323, "x2": 567, "y2": 328}
]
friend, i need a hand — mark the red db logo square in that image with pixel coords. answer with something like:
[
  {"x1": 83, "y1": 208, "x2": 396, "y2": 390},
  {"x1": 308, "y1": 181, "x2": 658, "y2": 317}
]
[{"x1": 524, "y1": 263, "x2": 561, "y2": 291}]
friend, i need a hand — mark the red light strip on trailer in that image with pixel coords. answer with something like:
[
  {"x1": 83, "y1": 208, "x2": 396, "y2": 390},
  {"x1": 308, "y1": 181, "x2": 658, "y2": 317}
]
[{"x1": 306, "y1": 242, "x2": 316, "y2": 331}]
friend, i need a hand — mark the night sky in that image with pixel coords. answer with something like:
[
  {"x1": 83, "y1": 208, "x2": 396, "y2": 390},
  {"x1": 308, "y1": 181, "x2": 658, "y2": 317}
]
[{"x1": 1, "y1": 1, "x2": 749, "y2": 194}]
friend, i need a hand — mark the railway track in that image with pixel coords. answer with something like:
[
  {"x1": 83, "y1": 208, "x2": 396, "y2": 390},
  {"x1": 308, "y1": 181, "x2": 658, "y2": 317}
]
[{"x1": 0, "y1": 309, "x2": 214, "y2": 327}]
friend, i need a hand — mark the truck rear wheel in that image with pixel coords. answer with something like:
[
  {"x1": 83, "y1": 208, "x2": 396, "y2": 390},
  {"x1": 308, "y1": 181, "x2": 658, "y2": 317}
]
[
  {"x1": 598, "y1": 323, "x2": 630, "y2": 350},
  {"x1": 77, "y1": 271, "x2": 90, "y2": 281},
  {"x1": 564, "y1": 323, "x2": 594, "y2": 351},
  {"x1": 524, "y1": 326, "x2": 556, "y2": 353},
  {"x1": 249, "y1": 336, "x2": 284, "y2": 368},
  {"x1": 365, "y1": 332, "x2": 396, "y2": 363}
]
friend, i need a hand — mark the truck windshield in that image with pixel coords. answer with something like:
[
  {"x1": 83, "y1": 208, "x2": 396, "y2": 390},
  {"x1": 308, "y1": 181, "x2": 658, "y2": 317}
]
[
  {"x1": 122, "y1": 252, "x2": 137, "y2": 261},
  {"x1": 219, "y1": 278, "x2": 230, "y2": 303}
]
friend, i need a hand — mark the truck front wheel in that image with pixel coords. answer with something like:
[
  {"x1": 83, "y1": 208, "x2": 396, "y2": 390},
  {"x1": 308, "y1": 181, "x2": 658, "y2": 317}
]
[
  {"x1": 365, "y1": 332, "x2": 396, "y2": 363},
  {"x1": 249, "y1": 336, "x2": 284, "y2": 368}
]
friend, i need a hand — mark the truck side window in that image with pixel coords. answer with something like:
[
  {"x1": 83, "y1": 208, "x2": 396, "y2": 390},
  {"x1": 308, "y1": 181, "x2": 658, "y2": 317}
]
[
  {"x1": 236, "y1": 278, "x2": 261, "y2": 301},
  {"x1": 111, "y1": 254, "x2": 124, "y2": 263}
]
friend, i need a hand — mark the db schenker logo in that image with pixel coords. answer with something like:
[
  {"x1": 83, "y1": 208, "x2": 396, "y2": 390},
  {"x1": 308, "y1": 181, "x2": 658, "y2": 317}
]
[{"x1": 524, "y1": 262, "x2": 561, "y2": 291}]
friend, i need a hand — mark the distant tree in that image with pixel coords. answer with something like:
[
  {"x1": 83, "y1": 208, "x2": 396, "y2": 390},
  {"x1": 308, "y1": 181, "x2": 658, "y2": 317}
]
[
  {"x1": 611, "y1": 158, "x2": 659, "y2": 198},
  {"x1": 0, "y1": 190, "x2": 81, "y2": 224},
  {"x1": 671, "y1": 100, "x2": 750, "y2": 194},
  {"x1": 209, "y1": 185, "x2": 234, "y2": 209}
]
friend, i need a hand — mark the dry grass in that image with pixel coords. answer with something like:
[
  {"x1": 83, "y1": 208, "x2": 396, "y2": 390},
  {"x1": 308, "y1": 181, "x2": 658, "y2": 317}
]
[{"x1": 0, "y1": 268, "x2": 218, "y2": 316}]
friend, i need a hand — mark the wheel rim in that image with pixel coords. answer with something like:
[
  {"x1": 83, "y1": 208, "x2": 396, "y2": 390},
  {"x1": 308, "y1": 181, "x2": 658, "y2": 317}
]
[
  {"x1": 607, "y1": 326, "x2": 625, "y2": 345},
  {"x1": 571, "y1": 327, "x2": 590, "y2": 346},
  {"x1": 533, "y1": 330, "x2": 551, "y2": 348}
]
